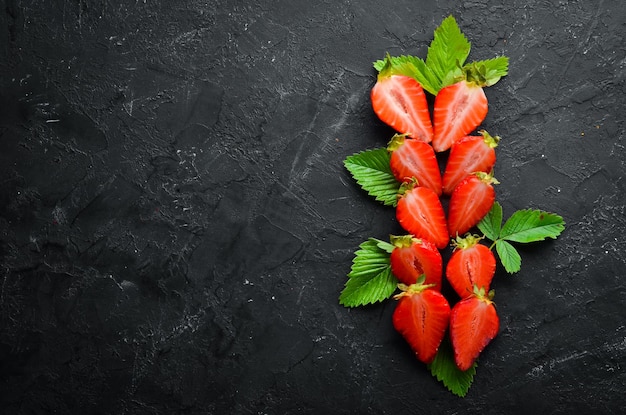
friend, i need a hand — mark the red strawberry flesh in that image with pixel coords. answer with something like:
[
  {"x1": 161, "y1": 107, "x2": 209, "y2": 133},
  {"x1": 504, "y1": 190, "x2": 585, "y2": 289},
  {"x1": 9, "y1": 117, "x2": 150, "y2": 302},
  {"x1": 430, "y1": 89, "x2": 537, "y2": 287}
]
[
  {"x1": 396, "y1": 184, "x2": 449, "y2": 249},
  {"x1": 447, "y1": 172, "x2": 498, "y2": 238},
  {"x1": 371, "y1": 59, "x2": 434, "y2": 142},
  {"x1": 450, "y1": 290, "x2": 500, "y2": 371},
  {"x1": 390, "y1": 235, "x2": 443, "y2": 289},
  {"x1": 388, "y1": 134, "x2": 442, "y2": 195},
  {"x1": 446, "y1": 235, "x2": 496, "y2": 298},
  {"x1": 432, "y1": 80, "x2": 488, "y2": 152},
  {"x1": 442, "y1": 130, "x2": 499, "y2": 195},
  {"x1": 393, "y1": 284, "x2": 451, "y2": 364}
]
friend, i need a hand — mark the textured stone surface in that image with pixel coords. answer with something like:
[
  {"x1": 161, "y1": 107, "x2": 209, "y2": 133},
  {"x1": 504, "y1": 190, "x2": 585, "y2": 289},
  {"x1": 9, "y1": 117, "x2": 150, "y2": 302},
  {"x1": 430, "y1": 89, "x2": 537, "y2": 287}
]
[{"x1": 1, "y1": 0, "x2": 625, "y2": 413}]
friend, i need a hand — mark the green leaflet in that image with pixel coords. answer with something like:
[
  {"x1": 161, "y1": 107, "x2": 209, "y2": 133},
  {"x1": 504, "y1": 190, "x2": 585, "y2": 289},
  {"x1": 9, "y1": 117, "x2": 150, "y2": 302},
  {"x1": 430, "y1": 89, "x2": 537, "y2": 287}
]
[
  {"x1": 477, "y1": 201, "x2": 503, "y2": 241},
  {"x1": 373, "y1": 15, "x2": 509, "y2": 95},
  {"x1": 425, "y1": 15, "x2": 471, "y2": 91},
  {"x1": 500, "y1": 209, "x2": 566, "y2": 243},
  {"x1": 428, "y1": 336, "x2": 477, "y2": 398},
  {"x1": 372, "y1": 16, "x2": 470, "y2": 95},
  {"x1": 495, "y1": 239, "x2": 522, "y2": 274},
  {"x1": 478, "y1": 202, "x2": 565, "y2": 273},
  {"x1": 344, "y1": 148, "x2": 400, "y2": 207},
  {"x1": 339, "y1": 238, "x2": 397, "y2": 307},
  {"x1": 465, "y1": 56, "x2": 510, "y2": 87}
]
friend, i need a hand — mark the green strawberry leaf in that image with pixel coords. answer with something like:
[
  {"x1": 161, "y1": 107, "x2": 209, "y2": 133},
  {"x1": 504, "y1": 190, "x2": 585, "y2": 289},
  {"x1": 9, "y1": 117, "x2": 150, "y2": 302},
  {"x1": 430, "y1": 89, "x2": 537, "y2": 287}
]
[
  {"x1": 464, "y1": 56, "x2": 509, "y2": 87},
  {"x1": 372, "y1": 55, "x2": 440, "y2": 96},
  {"x1": 373, "y1": 54, "x2": 422, "y2": 77},
  {"x1": 428, "y1": 336, "x2": 476, "y2": 397},
  {"x1": 479, "y1": 204, "x2": 564, "y2": 273},
  {"x1": 339, "y1": 238, "x2": 398, "y2": 307},
  {"x1": 373, "y1": 16, "x2": 471, "y2": 95},
  {"x1": 374, "y1": 238, "x2": 395, "y2": 254},
  {"x1": 499, "y1": 209, "x2": 565, "y2": 243},
  {"x1": 426, "y1": 15, "x2": 471, "y2": 92},
  {"x1": 495, "y1": 239, "x2": 522, "y2": 274},
  {"x1": 344, "y1": 148, "x2": 400, "y2": 207},
  {"x1": 477, "y1": 201, "x2": 503, "y2": 242}
]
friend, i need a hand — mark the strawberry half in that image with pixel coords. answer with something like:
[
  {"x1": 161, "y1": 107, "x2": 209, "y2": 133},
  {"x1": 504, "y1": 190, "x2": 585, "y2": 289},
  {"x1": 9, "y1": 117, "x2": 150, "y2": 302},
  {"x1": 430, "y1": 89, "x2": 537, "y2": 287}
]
[
  {"x1": 446, "y1": 234, "x2": 496, "y2": 298},
  {"x1": 449, "y1": 287, "x2": 500, "y2": 371},
  {"x1": 442, "y1": 130, "x2": 500, "y2": 195},
  {"x1": 432, "y1": 77, "x2": 488, "y2": 153},
  {"x1": 393, "y1": 279, "x2": 451, "y2": 364},
  {"x1": 371, "y1": 57, "x2": 433, "y2": 142},
  {"x1": 447, "y1": 172, "x2": 498, "y2": 238},
  {"x1": 396, "y1": 181, "x2": 449, "y2": 249},
  {"x1": 388, "y1": 134, "x2": 442, "y2": 196},
  {"x1": 390, "y1": 234, "x2": 443, "y2": 290}
]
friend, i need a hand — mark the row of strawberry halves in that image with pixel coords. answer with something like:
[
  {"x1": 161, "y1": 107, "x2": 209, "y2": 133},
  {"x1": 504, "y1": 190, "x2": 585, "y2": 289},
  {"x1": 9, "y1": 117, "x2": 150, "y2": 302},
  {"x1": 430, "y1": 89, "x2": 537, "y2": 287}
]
[{"x1": 372, "y1": 71, "x2": 501, "y2": 372}]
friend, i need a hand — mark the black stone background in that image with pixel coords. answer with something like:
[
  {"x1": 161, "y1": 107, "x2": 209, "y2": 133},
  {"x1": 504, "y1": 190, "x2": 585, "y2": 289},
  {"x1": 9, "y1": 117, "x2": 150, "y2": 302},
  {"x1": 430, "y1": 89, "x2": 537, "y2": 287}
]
[{"x1": 0, "y1": 1, "x2": 625, "y2": 414}]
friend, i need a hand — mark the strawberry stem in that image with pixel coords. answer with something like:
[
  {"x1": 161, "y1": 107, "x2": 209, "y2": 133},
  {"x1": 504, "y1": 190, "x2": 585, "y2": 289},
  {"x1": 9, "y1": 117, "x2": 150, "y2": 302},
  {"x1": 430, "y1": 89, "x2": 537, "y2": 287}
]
[
  {"x1": 393, "y1": 275, "x2": 436, "y2": 299},
  {"x1": 478, "y1": 130, "x2": 500, "y2": 149},
  {"x1": 475, "y1": 171, "x2": 500, "y2": 185},
  {"x1": 378, "y1": 53, "x2": 395, "y2": 80},
  {"x1": 390, "y1": 234, "x2": 417, "y2": 248},
  {"x1": 451, "y1": 233, "x2": 483, "y2": 251},
  {"x1": 386, "y1": 133, "x2": 409, "y2": 152}
]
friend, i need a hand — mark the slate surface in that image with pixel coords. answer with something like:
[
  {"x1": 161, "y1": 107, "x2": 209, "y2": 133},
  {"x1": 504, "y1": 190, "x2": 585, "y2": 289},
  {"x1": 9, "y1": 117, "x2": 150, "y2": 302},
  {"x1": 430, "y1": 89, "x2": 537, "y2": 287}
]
[{"x1": 1, "y1": 1, "x2": 625, "y2": 414}]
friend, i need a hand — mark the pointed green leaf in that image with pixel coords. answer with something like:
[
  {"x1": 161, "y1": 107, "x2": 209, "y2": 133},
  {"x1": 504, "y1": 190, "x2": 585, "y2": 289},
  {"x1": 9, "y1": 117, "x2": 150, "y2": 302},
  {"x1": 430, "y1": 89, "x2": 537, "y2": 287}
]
[
  {"x1": 500, "y1": 209, "x2": 565, "y2": 243},
  {"x1": 410, "y1": 57, "x2": 443, "y2": 96},
  {"x1": 428, "y1": 336, "x2": 476, "y2": 397},
  {"x1": 373, "y1": 238, "x2": 395, "y2": 254},
  {"x1": 344, "y1": 148, "x2": 400, "y2": 207},
  {"x1": 495, "y1": 239, "x2": 521, "y2": 274},
  {"x1": 426, "y1": 15, "x2": 471, "y2": 92},
  {"x1": 373, "y1": 54, "x2": 423, "y2": 77},
  {"x1": 372, "y1": 15, "x2": 472, "y2": 96},
  {"x1": 339, "y1": 239, "x2": 397, "y2": 307},
  {"x1": 372, "y1": 54, "x2": 440, "y2": 96},
  {"x1": 477, "y1": 201, "x2": 503, "y2": 241}
]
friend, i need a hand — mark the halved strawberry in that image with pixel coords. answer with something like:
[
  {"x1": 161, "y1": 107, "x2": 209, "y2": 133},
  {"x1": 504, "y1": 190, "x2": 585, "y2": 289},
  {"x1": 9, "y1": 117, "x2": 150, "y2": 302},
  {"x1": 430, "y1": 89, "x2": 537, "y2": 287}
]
[
  {"x1": 447, "y1": 172, "x2": 498, "y2": 238},
  {"x1": 396, "y1": 181, "x2": 449, "y2": 249},
  {"x1": 388, "y1": 134, "x2": 442, "y2": 195},
  {"x1": 390, "y1": 234, "x2": 443, "y2": 290},
  {"x1": 446, "y1": 234, "x2": 496, "y2": 298},
  {"x1": 371, "y1": 57, "x2": 433, "y2": 142},
  {"x1": 393, "y1": 279, "x2": 451, "y2": 364},
  {"x1": 432, "y1": 77, "x2": 488, "y2": 153},
  {"x1": 449, "y1": 287, "x2": 500, "y2": 371},
  {"x1": 442, "y1": 130, "x2": 500, "y2": 195}
]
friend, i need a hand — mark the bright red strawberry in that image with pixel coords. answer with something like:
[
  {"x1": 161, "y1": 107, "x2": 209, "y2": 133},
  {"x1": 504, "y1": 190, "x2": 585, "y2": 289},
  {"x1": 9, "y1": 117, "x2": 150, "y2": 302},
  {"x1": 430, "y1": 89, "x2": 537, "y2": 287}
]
[
  {"x1": 396, "y1": 181, "x2": 449, "y2": 249},
  {"x1": 447, "y1": 172, "x2": 498, "y2": 238},
  {"x1": 432, "y1": 79, "x2": 488, "y2": 152},
  {"x1": 371, "y1": 57, "x2": 433, "y2": 142},
  {"x1": 449, "y1": 287, "x2": 500, "y2": 371},
  {"x1": 446, "y1": 234, "x2": 496, "y2": 298},
  {"x1": 393, "y1": 279, "x2": 451, "y2": 364},
  {"x1": 390, "y1": 234, "x2": 443, "y2": 290},
  {"x1": 442, "y1": 130, "x2": 500, "y2": 195},
  {"x1": 388, "y1": 134, "x2": 442, "y2": 195}
]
